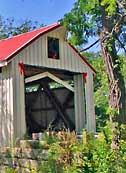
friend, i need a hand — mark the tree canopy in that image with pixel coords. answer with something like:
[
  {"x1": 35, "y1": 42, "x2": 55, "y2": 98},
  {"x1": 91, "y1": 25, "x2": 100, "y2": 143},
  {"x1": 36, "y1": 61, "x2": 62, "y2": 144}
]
[
  {"x1": 62, "y1": 0, "x2": 126, "y2": 125},
  {"x1": 0, "y1": 16, "x2": 42, "y2": 40},
  {"x1": 63, "y1": 0, "x2": 126, "y2": 53}
]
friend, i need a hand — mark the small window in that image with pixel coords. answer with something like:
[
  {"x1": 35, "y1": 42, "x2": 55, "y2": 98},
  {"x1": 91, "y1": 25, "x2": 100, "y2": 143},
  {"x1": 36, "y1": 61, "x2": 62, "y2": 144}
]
[{"x1": 48, "y1": 37, "x2": 59, "y2": 59}]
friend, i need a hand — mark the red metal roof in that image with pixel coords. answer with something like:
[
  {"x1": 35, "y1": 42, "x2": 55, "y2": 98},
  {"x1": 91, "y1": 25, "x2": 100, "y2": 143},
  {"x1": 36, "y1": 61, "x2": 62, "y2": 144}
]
[
  {"x1": 0, "y1": 22, "x2": 96, "y2": 73},
  {"x1": 0, "y1": 23, "x2": 60, "y2": 62}
]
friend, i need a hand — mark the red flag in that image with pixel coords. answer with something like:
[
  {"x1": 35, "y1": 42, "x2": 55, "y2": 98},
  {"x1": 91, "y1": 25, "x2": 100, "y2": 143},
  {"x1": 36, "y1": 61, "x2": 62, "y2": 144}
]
[
  {"x1": 83, "y1": 72, "x2": 87, "y2": 83},
  {"x1": 18, "y1": 62, "x2": 25, "y2": 75}
]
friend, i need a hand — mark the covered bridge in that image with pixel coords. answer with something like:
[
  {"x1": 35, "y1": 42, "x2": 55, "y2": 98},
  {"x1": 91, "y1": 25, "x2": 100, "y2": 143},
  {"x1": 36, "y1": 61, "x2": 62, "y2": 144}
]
[{"x1": 0, "y1": 23, "x2": 96, "y2": 146}]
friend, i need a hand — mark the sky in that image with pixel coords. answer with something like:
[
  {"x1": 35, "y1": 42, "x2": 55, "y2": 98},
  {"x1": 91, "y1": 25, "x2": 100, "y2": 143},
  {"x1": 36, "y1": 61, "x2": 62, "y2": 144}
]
[
  {"x1": 0, "y1": 0, "x2": 76, "y2": 25},
  {"x1": 0, "y1": 0, "x2": 100, "y2": 51}
]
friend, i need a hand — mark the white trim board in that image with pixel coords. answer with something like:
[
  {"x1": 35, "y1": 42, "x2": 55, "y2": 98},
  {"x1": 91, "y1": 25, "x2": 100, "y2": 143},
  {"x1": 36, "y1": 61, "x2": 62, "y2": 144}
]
[{"x1": 25, "y1": 71, "x2": 74, "y2": 92}]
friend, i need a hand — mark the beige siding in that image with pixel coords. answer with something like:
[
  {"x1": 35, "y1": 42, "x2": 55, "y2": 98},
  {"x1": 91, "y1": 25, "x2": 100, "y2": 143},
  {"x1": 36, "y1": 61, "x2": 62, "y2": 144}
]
[
  {"x1": 10, "y1": 28, "x2": 95, "y2": 137},
  {"x1": 0, "y1": 61, "x2": 26, "y2": 147},
  {"x1": 12, "y1": 60, "x2": 26, "y2": 140},
  {"x1": 12, "y1": 28, "x2": 88, "y2": 73},
  {"x1": 0, "y1": 27, "x2": 95, "y2": 146},
  {"x1": 74, "y1": 74, "x2": 86, "y2": 133},
  {"x1": 0, "y1": 64, "x2": 14, "y2": 146},
  {"x1": 85, "y1": 69, "x2": 96, "y2": 132}
]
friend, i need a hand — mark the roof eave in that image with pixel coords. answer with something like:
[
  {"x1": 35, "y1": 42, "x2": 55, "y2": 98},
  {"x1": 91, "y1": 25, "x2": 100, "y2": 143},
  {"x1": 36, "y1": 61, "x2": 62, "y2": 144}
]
[{"x1": 0, "y1": 60, "x2": 8, "y2": 67}]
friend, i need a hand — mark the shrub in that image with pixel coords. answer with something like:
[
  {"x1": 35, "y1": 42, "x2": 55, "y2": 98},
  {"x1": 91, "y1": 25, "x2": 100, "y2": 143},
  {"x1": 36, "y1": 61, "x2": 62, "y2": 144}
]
[{"x1": 39, "y1": 125, "x2": 126, "y2": 173}]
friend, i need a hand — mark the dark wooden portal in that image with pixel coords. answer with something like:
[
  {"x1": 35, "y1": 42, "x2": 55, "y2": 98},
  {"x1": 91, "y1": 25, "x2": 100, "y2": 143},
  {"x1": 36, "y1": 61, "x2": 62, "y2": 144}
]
[{"x1": 24, "y1": 65, "x2": 75, "y2": 135}]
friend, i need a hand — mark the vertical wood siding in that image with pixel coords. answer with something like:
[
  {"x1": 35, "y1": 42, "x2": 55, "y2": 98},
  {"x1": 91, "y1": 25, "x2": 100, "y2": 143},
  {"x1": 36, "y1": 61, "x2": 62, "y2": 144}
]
[
  {"x1": 0, "y1": 64, "x2": 14, "y2": 146},
  {"x1": 11, "y1": 28, "x2": 93, "y2": 136},
  {"x1": 12, "y1": 60, "x2": 26, "y2": 140},
  {"x1": 0, "y1": 28, "x2": 95, "y2": 146},
  {"x1": 0, "y1": 61, "x2": 26, "y2": 147},
  {"x1": 74, "y1": 74, "x2": 86, "y2": 133},
  {"x1": 85, "y1": 69, "x2": 96, "y2": 132},
  {"x1": 13, "y1": 29, "x2": 88, "y2": 73}
]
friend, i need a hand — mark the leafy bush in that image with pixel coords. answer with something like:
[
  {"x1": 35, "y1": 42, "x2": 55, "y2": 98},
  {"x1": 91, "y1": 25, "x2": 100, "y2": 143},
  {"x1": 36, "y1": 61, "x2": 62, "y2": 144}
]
[{"x1": 39, "y1": 125, "x2": 126, "y2": 173}]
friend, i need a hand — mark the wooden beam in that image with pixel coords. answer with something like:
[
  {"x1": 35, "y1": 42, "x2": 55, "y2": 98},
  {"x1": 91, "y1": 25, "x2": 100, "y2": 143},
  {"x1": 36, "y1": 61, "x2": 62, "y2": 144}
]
[
  {"x1": 41, "y1": 82, "x2": 74, "y2": 130},
  {"x1": 25, "y1": 108, "x2": 45, "y2": 133},
  {"x1": 31, "y1": 105, "x2": 74, "y2": 112},
  {"x1": 50, "y1": 91, "x2": 75, "y2": 130},
  {"x1": 25, "y1": 72, "x2": 48, "y2": 83},
  {"x1": 74, "y1": 74, "x2": 86, "y2": 133},
  {"x1": 25, "y1": 84, "x2": 44, "y2": 133},
  {"x1": 47, "y1": 72, "x2": 74, "y2": 92},
  {"x1": 25, "y1": 72, "x2": 74, "y2": 92}
]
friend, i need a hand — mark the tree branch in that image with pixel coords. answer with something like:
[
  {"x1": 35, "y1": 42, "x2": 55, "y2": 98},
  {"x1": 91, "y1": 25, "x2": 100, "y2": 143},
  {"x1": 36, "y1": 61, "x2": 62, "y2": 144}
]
[
  {"x1": 80, "y1": 39, "x2": 100, "y2": 52},
  {"x1": 116, "y1": 36, "x2": 126, "y2": 54},
  {"x1": 101, "y1": 13, "x2": 126, "y2": 47},
  {"x1": 116, "y1": 0, "x2": 126, "y2": 9},
  {"x1": 80, "y1": 13, "x2": 126, "y2": 53},
  {"x1": 111, "y1": 14, "x2": 126, "y2": 36}
]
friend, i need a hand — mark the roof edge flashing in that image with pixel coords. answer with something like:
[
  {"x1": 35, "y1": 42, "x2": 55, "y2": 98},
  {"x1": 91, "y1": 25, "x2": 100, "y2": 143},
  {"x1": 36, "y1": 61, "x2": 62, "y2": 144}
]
[
  {"x1": 0, "y1": 60, "x2": 8, "y2": 67},
  {"x1": 0, "y1": 23, "x2": 61, "y2": 63}
]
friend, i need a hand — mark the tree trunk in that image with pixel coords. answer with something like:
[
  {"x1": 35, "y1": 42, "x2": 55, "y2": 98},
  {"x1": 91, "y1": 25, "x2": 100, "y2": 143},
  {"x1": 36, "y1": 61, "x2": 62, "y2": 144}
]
[
  {"x1": 101, "y1": 38, "x2": 126, "y2": 123},
  {"x1": 100, "y1": 5, "x2": 126, "y2": 124},
  {"x1": 100, "y1": 6, "x2": 126, "y2": 149}
]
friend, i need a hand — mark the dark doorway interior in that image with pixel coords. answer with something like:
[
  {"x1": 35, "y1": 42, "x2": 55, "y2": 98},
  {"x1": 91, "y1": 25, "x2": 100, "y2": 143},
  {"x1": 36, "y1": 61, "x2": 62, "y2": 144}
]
[{"x1": 24, "y1": 65, "x2": 75, "y2": 135}]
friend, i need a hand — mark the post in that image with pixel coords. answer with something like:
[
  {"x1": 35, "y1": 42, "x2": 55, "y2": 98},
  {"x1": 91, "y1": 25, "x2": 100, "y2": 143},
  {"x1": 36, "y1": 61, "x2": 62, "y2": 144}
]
[
  {"x1": 74, "y1": 74, "x2": 86, "y2": 133},
  {"x1": 85, "y1": 71, "x2": 96, "y2": 132}
]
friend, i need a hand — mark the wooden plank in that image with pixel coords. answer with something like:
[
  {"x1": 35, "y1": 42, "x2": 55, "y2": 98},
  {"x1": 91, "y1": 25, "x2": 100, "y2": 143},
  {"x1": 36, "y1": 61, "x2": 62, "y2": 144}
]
[
  {"x1": 74, "y1": 74, "x2": 86, "y2": 133},
  {"x1": 31, "y1": 105, "x2": 74, "y2": 112},
  {"x1": 47, "y1": 72, "x2": 74, "y2": 92},
  {"x1": 85, "y1": 70, "x2": 96, "y2": 132},
  {"x1": 25, "y1": 72, "x2": 74, "y2": 92},
  {"x1": 25, "y1": 65, "x2": 74, "y2": 79},
  {"x1": 50, "y1": 91, "x2": 74, "y2": 129},
  {"x1": 25, "y1": 84, "x2": 43, "y2": 133},
  {"x1": 19, "y1": 68, "x2": 26, "y2": 139},
  {"x1": 25, "y1": 107, "x2": 44, "y2": 133},
  {"x1": 41, "y1": 82, "x2": 74, "y2": 130},
  {"x1": 25, "y1": 72, "x2": 49, "y2": 83}
]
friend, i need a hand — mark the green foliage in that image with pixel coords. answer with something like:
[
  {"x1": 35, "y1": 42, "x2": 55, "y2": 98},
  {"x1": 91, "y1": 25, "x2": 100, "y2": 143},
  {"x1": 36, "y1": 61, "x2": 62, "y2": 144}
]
[
  {"x1": 83, "y1": 52, "x2": 109, "y2": 130},
  {"x1": 119, "y1": 55, "x2": 126, "y2": 79},
  {"x1": 39, "y1": 158, "x2": 62, "y2": 173},
  {"x1": 106, "y1": 106, "x2": 118, "y2": 117},
  {"x1": 62, "y1": 0, "x2": 126, "y2": 122},
  {"x1": 6, "y1": 168, "x2": 18, "y2": 173},
  {"x1": 4, "y1": 128, "x2": 126, "y2": 173},
  {"x1": 61, "y1": 0, "x2": 101, "y2": 46},
  {"x1": 39, "y1": 131, "x2": 78, "y2": 173},
  {"x1": 42, "y1": 131, "x2": 62, "y2": 145},
  {"x1": 62, "y1": 0, "x2": 126, "y2": 50},
  {"x1": 39, "y1": 127, "x2": 126, "y2": 173},
  {"x1": 0, "y1": 15, "x2": 42, "y2": 40},
  {"x1": 101, "y1": 0, "x2": 117, "y2": 15},
  {"x1": 83, "y1": 52, "x2": 125, "y2": 130},
  {"x1": 61, "y1": 0, "x2": 100, "y2": 46}
]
